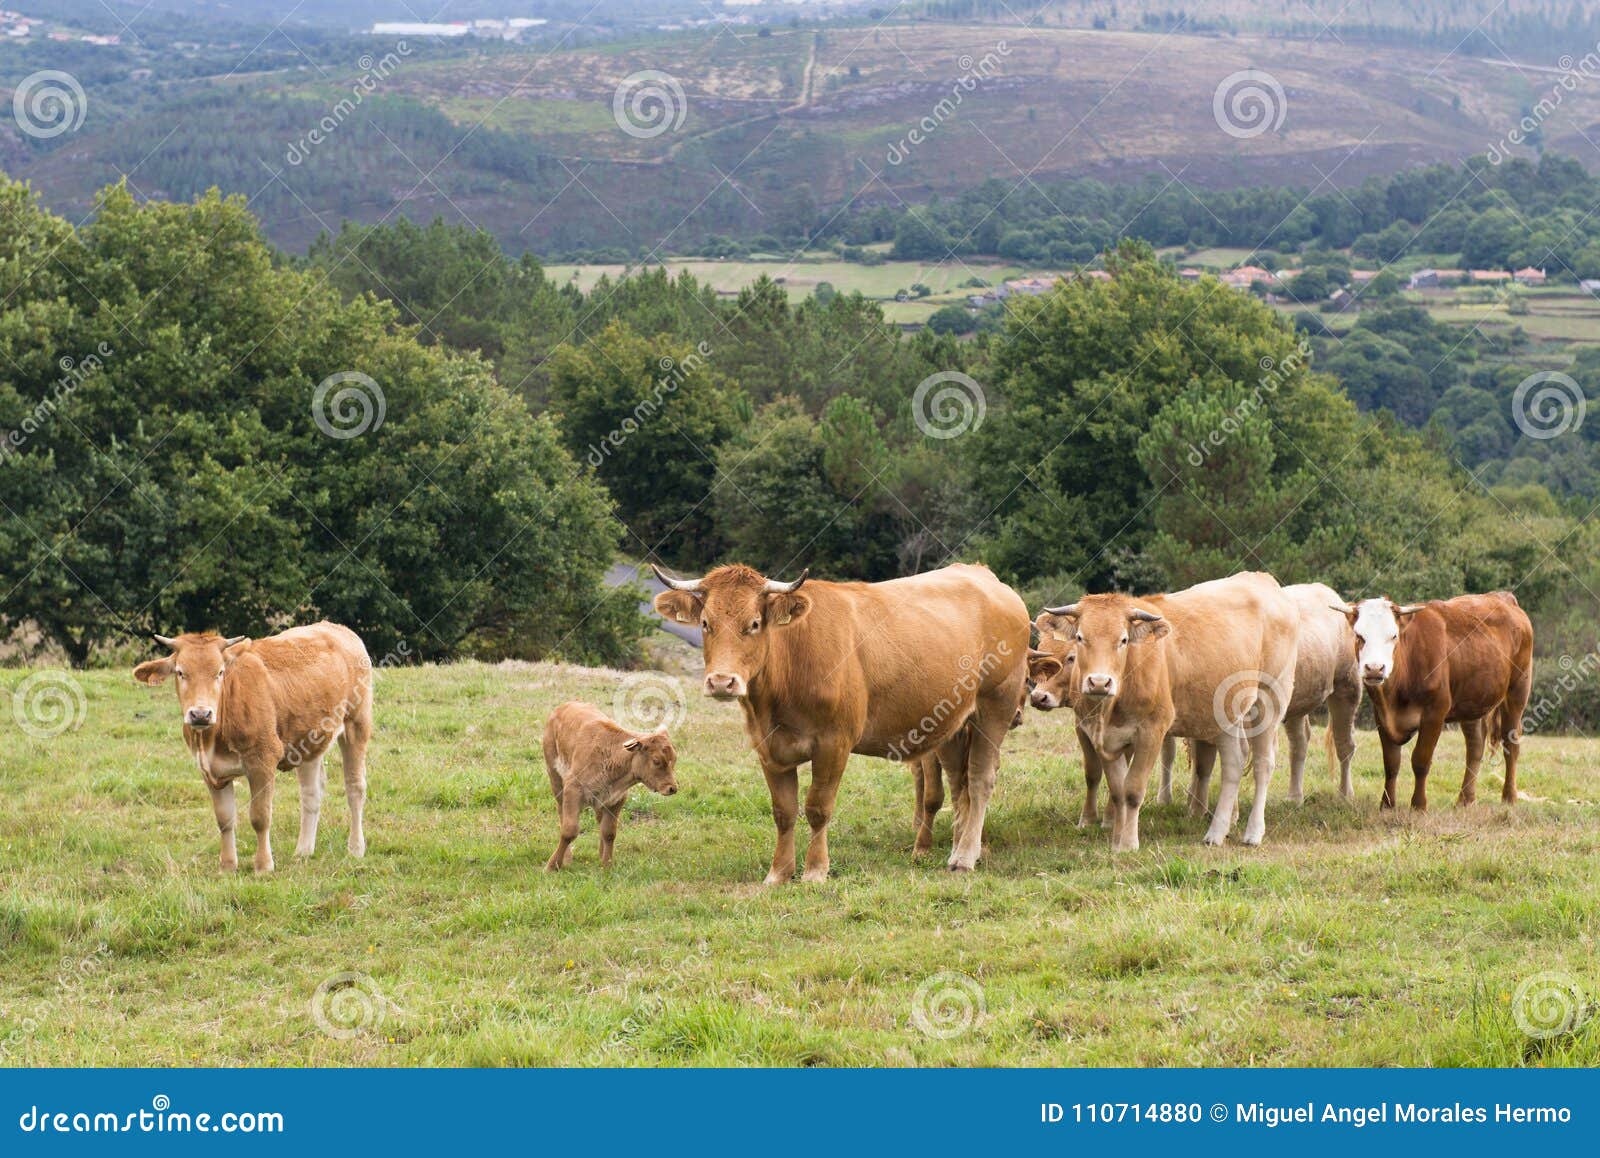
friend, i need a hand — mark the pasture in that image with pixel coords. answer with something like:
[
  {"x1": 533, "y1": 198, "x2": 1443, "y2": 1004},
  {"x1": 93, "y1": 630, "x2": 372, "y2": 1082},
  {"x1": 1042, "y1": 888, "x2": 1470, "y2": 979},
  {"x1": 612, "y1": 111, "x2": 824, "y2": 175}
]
[{"x1": 2, "y1": 661, "x2": 1598, "y2": 1067}]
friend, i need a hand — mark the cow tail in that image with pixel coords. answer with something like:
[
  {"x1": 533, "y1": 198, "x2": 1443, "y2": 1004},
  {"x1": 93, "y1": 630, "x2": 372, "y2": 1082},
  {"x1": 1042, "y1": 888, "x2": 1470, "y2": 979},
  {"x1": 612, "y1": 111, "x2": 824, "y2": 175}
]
[
  {"x1": 1487, "y1": 705, "x2": 1506, "y2": 756},
  {"x1": 1323, "y1": 720, "x2": 1338, "y2": 780}
]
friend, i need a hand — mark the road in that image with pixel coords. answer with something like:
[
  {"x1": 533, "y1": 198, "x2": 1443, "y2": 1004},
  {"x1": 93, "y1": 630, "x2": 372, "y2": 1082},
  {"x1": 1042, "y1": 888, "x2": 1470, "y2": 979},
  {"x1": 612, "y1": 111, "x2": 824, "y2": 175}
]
[{"x1": 605, "y1": 562, "x2": 702, "y2": 647}]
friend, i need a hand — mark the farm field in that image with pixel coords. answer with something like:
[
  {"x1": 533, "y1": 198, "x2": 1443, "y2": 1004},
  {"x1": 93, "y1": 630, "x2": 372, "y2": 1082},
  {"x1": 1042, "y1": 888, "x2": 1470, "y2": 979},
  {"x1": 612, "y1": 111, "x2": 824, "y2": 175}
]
[{"x1": 2, "y1": 661, "x2": 1598, "y2": 1067}]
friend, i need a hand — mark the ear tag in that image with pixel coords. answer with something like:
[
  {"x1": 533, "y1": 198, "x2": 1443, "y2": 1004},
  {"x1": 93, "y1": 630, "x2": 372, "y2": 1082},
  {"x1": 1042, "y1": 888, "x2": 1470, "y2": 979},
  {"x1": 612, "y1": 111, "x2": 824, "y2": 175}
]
[
  {"x1": 676, "y1": 613, "x2": 691, "y2": 624},
  {"x1": 775, "y1": 610, "x2": 792, "y2": 625}
]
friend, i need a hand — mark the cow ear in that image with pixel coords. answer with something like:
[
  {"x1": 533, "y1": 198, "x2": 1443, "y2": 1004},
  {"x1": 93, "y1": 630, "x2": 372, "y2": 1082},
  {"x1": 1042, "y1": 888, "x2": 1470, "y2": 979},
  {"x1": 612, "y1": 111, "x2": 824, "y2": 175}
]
[
  {"x1": 1034, "y1": 612, "x2": 1073, "y2": 642},
  {"x1": 1028, "y1": 653, "x2": 1063, "y2": 680},
  {"x1": 1129, "y1": 617, "x2": 1169, "y2": 643},
  {"x1": 133, "y1": 656, "x2": 175, "y2": 686},
  {"x1": 765, "y1": 591, "x2": 810, "y2": 627},
  {"x1": 653, "y1": 590, "x2": 701, "y2": 626},
  {"x1": 622, "y1": 738, "x2": 641, "y2": 751}
]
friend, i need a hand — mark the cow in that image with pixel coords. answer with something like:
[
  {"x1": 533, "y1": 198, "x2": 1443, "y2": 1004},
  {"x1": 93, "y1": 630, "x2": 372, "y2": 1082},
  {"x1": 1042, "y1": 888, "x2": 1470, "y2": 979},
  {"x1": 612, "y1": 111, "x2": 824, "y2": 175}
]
[
  {"x1": 1336, "y1": 592, "x2": 1532, "y2": 810},
  {"x1": 1028, "y1": 640, "x2": 1187, "y2": 827},
  {"x1": 652, "y1": 562, "x2": 1029, "y2": 880},
  {"x1": 542, "y1": 701, "x2": 678, "y2": 871},
  {"x1": 132, "y1": 622, "x2": 372, "y2": 872},
  {"x1": 910, "y1": 680, "x2": 1029, "y2": 857},
  {"x1": 1030, "y1": 572, "x2": 1300, "y2": 851}
]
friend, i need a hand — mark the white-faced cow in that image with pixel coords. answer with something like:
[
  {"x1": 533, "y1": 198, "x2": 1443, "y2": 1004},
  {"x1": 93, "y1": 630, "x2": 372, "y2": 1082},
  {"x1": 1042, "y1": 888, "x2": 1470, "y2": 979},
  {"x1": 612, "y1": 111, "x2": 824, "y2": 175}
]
[
  {"x1": 1336, "y1": 592, "x2": 1532, "y2": 809},
  {"x1": 133, "y1": 622, "x2": 373, "y2": 872},
  {"x1": 653, "y1": 563, "x2": 1029, "y2": 880},
  {"x1": 1030, "y1": 572, "x2": 1300, "y2": 850}
]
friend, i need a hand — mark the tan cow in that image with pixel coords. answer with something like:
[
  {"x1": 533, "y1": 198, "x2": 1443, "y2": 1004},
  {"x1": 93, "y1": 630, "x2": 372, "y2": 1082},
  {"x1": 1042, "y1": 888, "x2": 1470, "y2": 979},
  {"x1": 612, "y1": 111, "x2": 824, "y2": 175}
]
[
  {"x1": 1337, "y1": 592, "x2": 1532, "y2": 809},
  {"x1": 542, "y1": 701, "x2": 678, "y2": 871},
  {"x1": 1032, "y1": 572, "x2": 1300, "y2": 851},
  {"x1": 653, "y1": 562, "x2": 1029, "y2": 880},
  {"x1": 132, "y1": 622, "x2": 372, "y2": 872}
]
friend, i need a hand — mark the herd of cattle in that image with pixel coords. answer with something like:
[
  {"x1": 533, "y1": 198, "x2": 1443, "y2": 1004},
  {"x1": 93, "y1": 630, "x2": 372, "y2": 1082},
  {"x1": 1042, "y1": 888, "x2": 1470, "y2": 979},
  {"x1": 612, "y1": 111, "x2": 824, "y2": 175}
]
[{"x1": 130, "y1": 562, "x2": 1534, "y2": 879}]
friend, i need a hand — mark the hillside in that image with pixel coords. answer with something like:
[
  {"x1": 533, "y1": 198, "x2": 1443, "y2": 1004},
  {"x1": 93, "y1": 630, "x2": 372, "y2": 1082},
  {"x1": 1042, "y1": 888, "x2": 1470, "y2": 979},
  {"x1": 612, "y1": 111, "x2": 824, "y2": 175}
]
[{"x1": 9, "y1": 21, "x2": 1600, "y2": 253}]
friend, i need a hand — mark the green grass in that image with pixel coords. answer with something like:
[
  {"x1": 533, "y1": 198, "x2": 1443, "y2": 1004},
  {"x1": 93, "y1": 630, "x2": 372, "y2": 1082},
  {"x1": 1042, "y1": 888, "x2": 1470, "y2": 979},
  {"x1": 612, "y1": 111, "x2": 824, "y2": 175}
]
[
  {"x1": 2, "y1": 661, "x2": 1598, "y2": 1066},
  {"x1": 543, "y1": 258, "x2": 1036, "y2": 302}
]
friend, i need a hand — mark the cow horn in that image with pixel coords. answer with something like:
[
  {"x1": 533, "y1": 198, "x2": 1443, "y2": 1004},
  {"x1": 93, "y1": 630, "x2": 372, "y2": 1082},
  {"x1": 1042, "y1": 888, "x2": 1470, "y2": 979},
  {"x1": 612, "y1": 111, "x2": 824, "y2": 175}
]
[
  {"x1": 222, "y1": 635, "x2": 249, "y2": 649},
  {"x1": 1043, "y1": 602, "x2": 1080, "y2": 617},
  {"x1": 1395, "y1": 603, "x2": 1425, "y2": 616},
  {"x1": 651, "y1": 564, "x2": 704, "y2": 593},
  {"x1": 1329, "y1": 602, "x2": 1354, "y2": 615},
  {"x1": 763, "y1": 568, "x2": 808, "y2": 594},
  {"x1": 1127, "y1": 608, "x2": 1163, "y2": 623},
  {"x1": 152, "y1": 633, "x2": 178, "y2": 649}
]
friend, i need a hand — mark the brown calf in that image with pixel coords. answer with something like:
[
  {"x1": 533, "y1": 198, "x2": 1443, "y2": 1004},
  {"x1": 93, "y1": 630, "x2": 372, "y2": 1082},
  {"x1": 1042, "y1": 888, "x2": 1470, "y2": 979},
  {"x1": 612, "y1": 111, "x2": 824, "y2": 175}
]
[
  {"x1": 133, "y1": 622, "x2": 372, "y2": 872},
  {"x1": 1339, "y1": 592, "x2": 1533, "y2": 809},
  {"x1": 543, "y1": 701, "x2": 678, "y2": 871}
]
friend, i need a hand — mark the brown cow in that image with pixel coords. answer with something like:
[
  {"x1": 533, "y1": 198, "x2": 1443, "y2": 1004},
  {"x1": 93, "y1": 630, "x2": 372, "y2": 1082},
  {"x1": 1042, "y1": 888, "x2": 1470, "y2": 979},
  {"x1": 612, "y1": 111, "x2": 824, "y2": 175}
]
[
  {"x1": 542, "y1": 701, "x2": 678, "y2": 871},
  {"x1": 132, "y1": 622, "x2": 372, "y2": 872},
  {"x1": 1031, "y1": 572, "x2": 1300, "y2": 851},
  {"x1": 653, "y1": 562, "x2": 1029, "y2": 880},
  {"x1": 1337, "y1": 592, "x2": 1532, "y2": 809}
]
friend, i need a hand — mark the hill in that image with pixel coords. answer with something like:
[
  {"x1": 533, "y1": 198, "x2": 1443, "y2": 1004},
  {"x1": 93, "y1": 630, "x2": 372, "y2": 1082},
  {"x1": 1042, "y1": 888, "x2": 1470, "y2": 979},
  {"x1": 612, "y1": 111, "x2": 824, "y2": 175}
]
[{"x1": 9, "y1": 21, "x2": 1600, "y2": 253}]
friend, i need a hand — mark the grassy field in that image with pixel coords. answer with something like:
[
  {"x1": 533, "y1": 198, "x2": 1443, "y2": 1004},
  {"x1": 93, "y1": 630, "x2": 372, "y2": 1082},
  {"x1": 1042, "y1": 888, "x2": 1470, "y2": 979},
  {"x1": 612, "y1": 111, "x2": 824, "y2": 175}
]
[{"x1": 2, "y1": 660, "x2": 1598, "y2": 1067}]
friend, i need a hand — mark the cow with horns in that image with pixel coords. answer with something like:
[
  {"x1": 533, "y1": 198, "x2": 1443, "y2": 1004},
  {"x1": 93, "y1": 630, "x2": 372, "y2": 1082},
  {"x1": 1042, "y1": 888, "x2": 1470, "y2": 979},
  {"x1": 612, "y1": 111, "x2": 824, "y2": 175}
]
[{"x1": 651, "y1": 562, "x2": 1030, "y2": 881}]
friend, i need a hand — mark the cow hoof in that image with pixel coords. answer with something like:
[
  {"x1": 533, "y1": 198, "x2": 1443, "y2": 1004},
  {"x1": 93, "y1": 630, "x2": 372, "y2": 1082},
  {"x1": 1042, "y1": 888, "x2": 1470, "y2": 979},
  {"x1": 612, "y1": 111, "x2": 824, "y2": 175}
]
[
  {"x1": 761, "y1": 871, "x2": 789, "y2": 887},
  {"x1": 1240, "y1": 832, "x2": 1264, "y2": 848},
  {"x1": 946, "y1": 855, "x2": 975, "y2": 872},
  {"x1": 801, "y1": 868, "x2": 829, "y2": 883},
  {"x1": 1201, "y1": 833, "x2": 1226, "y2": 847},
  {"x1": 1286, "y1": 794, "x2": 1303, "y2": 806},
  {"x1": 348, "y1": 841, "x2": 366, "y2": 858},
  {"x1": 295, "y1": 846, "x2": 314, "y2": 859},
  {"x1": 1455, "y1": 795, "x2": 1475, "y2": 808}
]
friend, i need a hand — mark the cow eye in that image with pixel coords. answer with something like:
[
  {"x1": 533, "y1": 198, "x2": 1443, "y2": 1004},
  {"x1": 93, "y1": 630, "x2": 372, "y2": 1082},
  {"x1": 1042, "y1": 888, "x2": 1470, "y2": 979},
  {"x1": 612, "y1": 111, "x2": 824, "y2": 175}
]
[
  {"x1": 747, "y1": 619, "x2": 761, "y2": 634},
  {"x1": 1118, "y1": 635, "x2": 1128, "y2": 646},
  {"x1": 700, "y1": 619, "x2": 710, "y2": 634},
  {"x1": 1074, "y1": 632, "x2": 1084, "y2": 643}
]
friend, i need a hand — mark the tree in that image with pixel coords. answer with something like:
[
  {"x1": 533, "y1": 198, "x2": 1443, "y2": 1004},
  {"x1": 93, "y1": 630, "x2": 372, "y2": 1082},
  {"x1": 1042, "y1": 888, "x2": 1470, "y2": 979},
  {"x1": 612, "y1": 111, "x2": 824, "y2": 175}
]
[
  {"x1": 546, "y1": 321, "x2": 744, "y2": 565},
  {"x1": 0, "y1": 180, "x2": 643, "y2": 666}
]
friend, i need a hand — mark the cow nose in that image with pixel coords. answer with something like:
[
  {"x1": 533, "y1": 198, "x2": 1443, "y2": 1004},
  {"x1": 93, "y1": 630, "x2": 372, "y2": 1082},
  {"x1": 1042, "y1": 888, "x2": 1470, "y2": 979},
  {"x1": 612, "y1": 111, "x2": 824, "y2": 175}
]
[
  {"x1": 1029, "y1": 689, "x2": 1056, "y2": 710},
  {"x1": 704, "y1": 673, "x2": 744, "y2": 698},
  {"x1": 1363, "y1": 664, "x2": 1387, "y2": 682},
  {"x1": 663, "y1": 783, "x2": 679, "y2": 796},
  {"x1": 1083, "y1": 674, "x2": 1115, "y2": 696},
  {"x1": 186, "y1": 707, "x2": 214, "y2": 726}
]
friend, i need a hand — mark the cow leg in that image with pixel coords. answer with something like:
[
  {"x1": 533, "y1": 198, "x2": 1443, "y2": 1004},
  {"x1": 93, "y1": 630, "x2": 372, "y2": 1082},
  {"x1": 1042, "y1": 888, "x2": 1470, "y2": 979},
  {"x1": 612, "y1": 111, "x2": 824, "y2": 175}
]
[
  {"x1": 209, "y1": 780, "x2": 238, "y2": 872},
  {"x1": 802, "y1": 742, "x2": 851, "y2": 882},
  {"x1": 1409, "y1": 715, "x2": 1445, "y2": 811},
  {"x1": 1379, "y1": 734, "x2": 1404, "y2": 810},
  {"x1": 1329, "y1": 688, "x2": 1359, "y2": 800},
  {"x1": 1102, "y1": 752, "x2": 1130, "y2": 847},
  {"x1": 1157, "y1": 734, "x2": 1176, "y2": 806},
  {"x1": 1188, "y1": 740, "x2": 1216, "y2": 818},
  {"x1": 1458, "y1": 717, "x2": 1487, "y2": 806},
  {"x1": 597, "y1": 802, "x2": 621, "y2": 867},
  {"x1": 948, "y1": 702, "x2": 1009, "y2": 871},
  {"x1": 1203, "y1": 735, "x2": 1247, "y2": 846},
  {"x1": 913, "y1": 755, "x2": 945, "y2": 858},
  {"x1": 1113, "y1": 733, "x2": 1165, "y2": 853},
  {"x1": 295, "y1": 757, "x2": 325, "y2": 858},
  {"x1": 337, "y1": 716, "x2": 369, "y2": 858},
  {"x1": 1285, "y1": 714, "x2": 1310, "y2": 804},
  {"x1": 1077, "y1": 728, "x2": 1104, "y2": 829},
  {"x1": 760, "y1": 759, "x2": 800, "y2": 886},
  {"x1": 545, "y1": 786, "x2": 582, "y2": 871},
  {"x1": 245, "y1": 766, "x2": 275, "y2": 873},
  {"x1": 1242, "y1": 724, "x2": 1278, "y2": 846},
  {"x1": 1502, "y1": 671, "x2": 1530, "y2": 805}
]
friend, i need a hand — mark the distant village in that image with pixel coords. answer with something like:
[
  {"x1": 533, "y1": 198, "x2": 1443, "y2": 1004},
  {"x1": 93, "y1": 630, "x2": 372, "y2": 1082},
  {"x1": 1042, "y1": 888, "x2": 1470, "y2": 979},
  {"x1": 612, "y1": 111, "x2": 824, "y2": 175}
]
[{"x1": 0, "y1": 9, "x2": 120, "y2": 45}]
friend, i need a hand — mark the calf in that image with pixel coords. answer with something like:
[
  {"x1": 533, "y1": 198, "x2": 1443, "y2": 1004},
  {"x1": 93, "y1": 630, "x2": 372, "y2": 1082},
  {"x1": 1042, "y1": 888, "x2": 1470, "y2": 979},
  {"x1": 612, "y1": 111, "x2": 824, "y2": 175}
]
[
  {"x1": 1031, "y1": 572, "x2": 1300, "y2": 851},
  {"x1": 1337, "y1": 592, "x2": 1532, "y2": 809},
  {"x1": 543, "y1": 701, "x2": 678, "y2": 871},
  {"x1": 133, "y1": 622, "x2": 372, "y2": 872}
]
